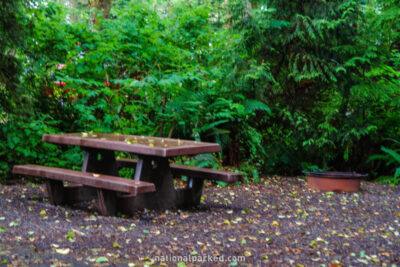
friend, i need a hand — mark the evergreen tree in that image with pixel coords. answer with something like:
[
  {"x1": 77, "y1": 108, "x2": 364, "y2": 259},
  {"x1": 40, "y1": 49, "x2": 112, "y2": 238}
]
[
  {"x1": 227, "y1": 0, "x2": 399, "y2": 173},
  {"x1": 230, "y1": 0, "x2": 366, "y2": 111}
]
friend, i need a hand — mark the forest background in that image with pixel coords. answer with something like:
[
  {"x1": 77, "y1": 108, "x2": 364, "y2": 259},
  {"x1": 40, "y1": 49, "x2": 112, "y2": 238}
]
[{"x1": 1, "y1": 0, "x2": 399, "y2": 184}]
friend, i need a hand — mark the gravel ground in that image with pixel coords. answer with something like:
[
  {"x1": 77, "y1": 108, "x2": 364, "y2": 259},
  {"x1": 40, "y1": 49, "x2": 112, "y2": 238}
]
[{"x1": 0, "y1": 177, "x2": 399, "y2": 266}]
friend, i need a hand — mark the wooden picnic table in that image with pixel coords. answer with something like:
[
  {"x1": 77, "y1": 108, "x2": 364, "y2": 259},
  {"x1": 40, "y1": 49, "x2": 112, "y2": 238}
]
[{"x1": 13, "y1": 133, "x2": 242, "y2": 216}]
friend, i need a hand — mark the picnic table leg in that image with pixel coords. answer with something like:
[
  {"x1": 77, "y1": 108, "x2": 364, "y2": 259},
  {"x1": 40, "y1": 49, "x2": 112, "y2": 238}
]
[
  {"x1": 57, "y1": 148, "x2": 119, "y2": 215},
  {"x1": 46, "y1": 179, "x2": 65, "y2": 205},
  {"x1": 152, "y1": 158, "x2": 177, "y2": 209},
  {"x1": 96, "y1": 189, "x2": 117, "y2": 216},
  {"x1": 185, "y1": 177, "x2": 204, "y2": 206},
  {"x1": 82, "y1": 148, "x2": 118, "y2": 175},
  {"x1": 118, "y1": 156, "x2": 176, "y2": 211},
  {"x1": 174, "y1": 177, "x2": 205, "y2": 208},
  {"x1": 82, "y1": 148, "x2": 119, "y2": 215},
  {"x1": 133, "y1": 156, "x2": 153, "y2": 182}
]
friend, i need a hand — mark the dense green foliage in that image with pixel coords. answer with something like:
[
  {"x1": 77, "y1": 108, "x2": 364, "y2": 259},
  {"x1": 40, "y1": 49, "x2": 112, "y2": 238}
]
[
  {"x1": 368, "y1": 139, "x2": 400, "y2": 184},
  {"x1": 0, "y1": 0, "x2": 32, "y2": 114},
  {"x1": 0, "y1": 0, "x2": 399, "y2": 183}
]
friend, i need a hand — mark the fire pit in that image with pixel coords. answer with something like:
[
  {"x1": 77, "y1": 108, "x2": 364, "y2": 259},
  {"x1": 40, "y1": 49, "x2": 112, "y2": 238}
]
[{"x1": 303, "y1": 171, "x2": 368, "y2": 193}]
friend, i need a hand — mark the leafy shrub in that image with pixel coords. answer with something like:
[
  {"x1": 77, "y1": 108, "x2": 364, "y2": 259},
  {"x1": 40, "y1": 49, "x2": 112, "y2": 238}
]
[
  {"x1": 369, "y1": 139, "x2": 400, "y2": 184},
  {"x1": 0, "y1": 114, "x2": 83, "y2": 181},
  {"x1": 1, "y1": 0, "x2": 399, "y2": 182}
]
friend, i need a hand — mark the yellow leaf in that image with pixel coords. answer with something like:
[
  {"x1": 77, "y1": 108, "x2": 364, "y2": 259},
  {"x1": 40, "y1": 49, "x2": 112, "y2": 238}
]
[
  {"x1": 40, "y1": 210, "x2": 46, "y2": 216},
  {"x1": 244, "y1": 251, "x2": 252, "y2": 257},
  {"x1": 272, "y1": 221, "x2": 279, "y2": 226},
  {"x1": 113, "y1": 242, "x2": 120, "y2": 248}
]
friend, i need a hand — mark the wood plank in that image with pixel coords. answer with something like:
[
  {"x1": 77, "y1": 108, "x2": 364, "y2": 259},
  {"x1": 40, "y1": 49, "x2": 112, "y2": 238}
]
[
  {"x1": 12, "y1": 165, "x2": 155, "y2": 196},
  {"x1": 42, "y1": 133, "x2": 220, "y2": 157},
  {"x1": 116, "y1": 159, "x2": 243, "y2": 183},
  {"x1": 171, "y1": 165, "x2": 243, "y2": 183}
]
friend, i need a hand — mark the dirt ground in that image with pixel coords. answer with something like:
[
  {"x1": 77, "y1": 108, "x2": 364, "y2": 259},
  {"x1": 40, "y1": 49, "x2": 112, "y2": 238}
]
[{"x1": 0, "y1": 177, "x2": 399, "y2": 266}]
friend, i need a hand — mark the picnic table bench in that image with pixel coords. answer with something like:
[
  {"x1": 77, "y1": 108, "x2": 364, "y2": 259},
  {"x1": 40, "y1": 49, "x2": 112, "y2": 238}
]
[
  {"x1": 12, "y1": 133, "x2": 243, "y2": 216},
  {"x1": 116, "y1": 158, "x2": 242, "y2": 183}
]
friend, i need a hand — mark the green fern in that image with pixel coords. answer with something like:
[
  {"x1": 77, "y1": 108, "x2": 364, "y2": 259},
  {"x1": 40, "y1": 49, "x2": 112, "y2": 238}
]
[
  {"x1": 243, "y1": 100, "x2": 271, "y2": 114},
  {"x1": 381, "y1": 146, "x2": 400, "y2": 170}
]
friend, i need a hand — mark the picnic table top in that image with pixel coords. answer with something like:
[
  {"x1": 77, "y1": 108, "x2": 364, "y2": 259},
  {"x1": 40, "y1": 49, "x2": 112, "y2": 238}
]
[{"x1": 42, "y1": 133, "x2": 220, "y2": 157}]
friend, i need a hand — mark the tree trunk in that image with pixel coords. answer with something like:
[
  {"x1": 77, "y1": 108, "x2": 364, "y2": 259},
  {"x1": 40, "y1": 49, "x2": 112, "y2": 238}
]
[{"x1": 89, "y1": 0, "x2": 112, "y2": 25}]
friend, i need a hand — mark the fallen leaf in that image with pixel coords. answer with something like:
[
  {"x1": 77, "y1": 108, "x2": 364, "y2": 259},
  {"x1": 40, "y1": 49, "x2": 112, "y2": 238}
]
[
  {"x1": 95, "y1": 257, "x2": 108, "y2": 263},
  {"x1": 56, "y1": 248, "x2": 70, "y2": 255},
  {"x1": 272, "y1": 221, "x2": 279, "y2": 226},
  {"x1": 9, "y1": 221, "x2": 18, "y2": 227}
]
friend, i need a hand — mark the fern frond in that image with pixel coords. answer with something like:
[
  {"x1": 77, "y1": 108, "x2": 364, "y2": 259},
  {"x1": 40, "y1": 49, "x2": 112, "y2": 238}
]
[
  {"x1": 243, "y1": 100, "x2": 271, "y2": 114},
  {"x1": 381, "y1": 146, "x2": 400, "y2": 164}
]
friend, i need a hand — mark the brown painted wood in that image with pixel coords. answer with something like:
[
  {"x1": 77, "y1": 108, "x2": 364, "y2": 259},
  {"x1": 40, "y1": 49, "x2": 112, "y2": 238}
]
[
  {"x1": 185, "y1": 178, "x2": 204, "y2": 207},
  {"x1": 12, "y1": 165, "x2": 155, "y2": 195},
  {"x1": 121, "y1": 157, "x2": 177, "y2": 210},
  {"x1": 39, "y1": 133, "x2": 225, "y2": 212},
  {"x1": 45, "y1": 180, "x2": 64, "y2": 205},
  {"x1": 96, "y1": 189, "x2": 117, "y2": 216},
  {"x1": 42, "y1": 133, "x2": 220, "y2": 157},
  {"x1": 82, "y1": 148, "x2": 118, "y2": 175},
  {"x1": 57, "y1": 149, "x2": 119, "y2": 206},
  {"x1": 63, "y1": 185, "x2": 97, "y2": 204},
  {"x1": 116, "y1": 158, "x2": 243, "y2": 183},
  {"x1": 132, "y1": 156, "x2": 153, "y2": 181},
  {"x1": 150, "y1": 157, "x2": 177, "y2": 209}
]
